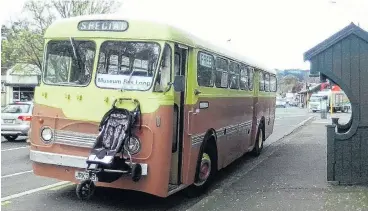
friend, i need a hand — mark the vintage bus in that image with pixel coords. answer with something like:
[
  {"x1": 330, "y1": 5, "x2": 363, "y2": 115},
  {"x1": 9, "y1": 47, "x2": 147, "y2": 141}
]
[{"x1": 29, "y1": 14, "x2": 277, "y2": 199}]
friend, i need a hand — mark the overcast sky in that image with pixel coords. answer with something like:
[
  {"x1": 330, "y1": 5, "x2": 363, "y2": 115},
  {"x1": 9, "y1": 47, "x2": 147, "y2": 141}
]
[{"x1": 1, "y1": 0, "x2": 367, "y2": 70}]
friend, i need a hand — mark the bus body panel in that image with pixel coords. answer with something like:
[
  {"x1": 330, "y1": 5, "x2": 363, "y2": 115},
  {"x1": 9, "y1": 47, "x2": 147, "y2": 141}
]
[
  {"x1": 30, "y1": 103, "x2": 175, "y2": 197},
  {"x1": 30, "y1": 15, "x2": 277, "y2": 198}
]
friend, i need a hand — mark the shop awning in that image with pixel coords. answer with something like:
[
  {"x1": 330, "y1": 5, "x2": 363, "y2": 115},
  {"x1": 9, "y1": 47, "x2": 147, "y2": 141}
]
[{"x1": 298, "y1": 83, "x2": 321, "y2": 94}]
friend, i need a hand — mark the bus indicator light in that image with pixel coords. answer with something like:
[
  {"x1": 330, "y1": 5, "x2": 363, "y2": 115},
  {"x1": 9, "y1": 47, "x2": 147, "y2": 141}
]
[{"x1": 78, "y1": 20, "x2": 128, "y2": 32}]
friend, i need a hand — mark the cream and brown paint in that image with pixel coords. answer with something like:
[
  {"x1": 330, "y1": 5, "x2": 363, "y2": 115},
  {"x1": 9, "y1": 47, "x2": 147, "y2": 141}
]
[{"x1": 30, "y1": 94, "x2": 275, "y2": 197}]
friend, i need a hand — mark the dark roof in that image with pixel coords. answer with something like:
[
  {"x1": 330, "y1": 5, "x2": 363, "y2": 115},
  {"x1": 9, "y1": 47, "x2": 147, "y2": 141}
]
[{"x1": 304, "y1": 22, "x2": 368, "y2": 61}]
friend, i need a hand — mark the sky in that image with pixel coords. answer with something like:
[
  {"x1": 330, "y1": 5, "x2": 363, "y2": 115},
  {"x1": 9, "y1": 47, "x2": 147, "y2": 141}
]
[{"x1": 1, "y1": 0, "x2": 368, "y2": 70}]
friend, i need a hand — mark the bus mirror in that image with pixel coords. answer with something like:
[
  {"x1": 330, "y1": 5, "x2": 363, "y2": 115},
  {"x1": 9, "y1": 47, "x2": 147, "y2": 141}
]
[{"x1": 173, "y1": 75, "x2": 185, "y2": 92}]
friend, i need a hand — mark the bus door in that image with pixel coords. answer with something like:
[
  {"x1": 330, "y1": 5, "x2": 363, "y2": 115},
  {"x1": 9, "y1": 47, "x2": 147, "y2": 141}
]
[{"x1": 169, "y1": 43, "x2": 188, "y2": 185}]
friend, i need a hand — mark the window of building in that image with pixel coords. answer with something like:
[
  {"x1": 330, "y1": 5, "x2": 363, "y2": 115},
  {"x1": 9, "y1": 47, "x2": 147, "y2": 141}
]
[
  {"x1": 1, "y1": 81, "x2": 5, "y2": 93},
  {"x1": 259, "y1": 71, "x2": 265, "y2": 91},
  {"x1": 197, "y1": 52, "x2": 215, "y2": 87},
  {"x1": 215, "y1": 57, "x2": 228, "y2": 88},
  {"x1": 12, "y1": 87, "x2": 34, "y2": 102},
  {"x1": 229, "y1": 61, "x2": 240, "y2": 89},
  {"x1": 240, "y1": 65, "x2": 248, "y2": 90}
]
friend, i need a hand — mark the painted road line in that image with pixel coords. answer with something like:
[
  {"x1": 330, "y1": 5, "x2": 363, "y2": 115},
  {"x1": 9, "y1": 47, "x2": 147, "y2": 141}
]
[
  {"x1": 1, "y1": 201, "x2": 11, "y2": 206},
  {"x1": 1, "y1": 170, "x2": 33, "y2": 179},
  {"x1": 49, "y1": 183, "x2": 74, "y2": 191},
  {"x1": 1, "y1": 181, "x2": 71, "y2": 202},
  {"x1": 275, "y1": 114, "x2": 308, "y2": 120},
  {"x1": 1, "y1": 146, "x2": 28, "y2": 152}
]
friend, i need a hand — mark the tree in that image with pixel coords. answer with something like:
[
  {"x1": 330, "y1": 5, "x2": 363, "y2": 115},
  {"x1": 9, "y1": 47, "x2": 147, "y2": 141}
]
[
  {"x1": 1, "y1": 0, "x2": 122, "y2": 70},
  {"x1": 291, "y1": 81, "x2": 304, "y2": 93},
  {"x1": 278, "y1": 75, "x2": 299, "y2": 94}
]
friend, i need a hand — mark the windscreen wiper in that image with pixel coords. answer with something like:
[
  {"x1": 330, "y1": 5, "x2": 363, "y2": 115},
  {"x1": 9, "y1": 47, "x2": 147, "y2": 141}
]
[
  {"x1": 69, "y1": 37, "x2": 83, "y2": 72},
  {"x1": 121, "y1": 62, "x2": 138, "y2": 92}
]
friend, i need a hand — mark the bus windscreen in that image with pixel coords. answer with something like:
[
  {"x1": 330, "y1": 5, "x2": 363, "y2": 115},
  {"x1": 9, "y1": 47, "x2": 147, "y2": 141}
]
[{"x1": 95, "y1": 41, "x2": 161, "y2": 91}]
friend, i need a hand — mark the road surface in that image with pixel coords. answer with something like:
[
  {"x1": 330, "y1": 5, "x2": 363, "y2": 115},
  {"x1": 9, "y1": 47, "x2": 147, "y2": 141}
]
[
  {"x1": 187, "y1": 113, "x2": 366, "y2": 211},
  {"x1": 1, "y1": 107, "x2": 317, "y2": 211}
]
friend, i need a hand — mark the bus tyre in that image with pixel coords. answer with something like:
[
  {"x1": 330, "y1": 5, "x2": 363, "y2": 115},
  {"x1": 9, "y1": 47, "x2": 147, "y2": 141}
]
[
  {"x1": 76, "y1": 180, "x2": 95, "y2": 200},
  {"x1": 251, "y1": 124, "x2": 264, "y2": 156},
  {"x1": 185, "y1": 143, "x2": 217, "y2": 198}
]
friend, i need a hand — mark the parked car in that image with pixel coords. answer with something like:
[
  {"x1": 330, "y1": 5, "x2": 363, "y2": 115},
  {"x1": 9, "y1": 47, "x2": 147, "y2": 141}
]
[
  {"x1": 276, "y1": 99, "x2": 287, "y2": 108},
  {"x1": 288, "y1": 100, "x2": 298, "y2": 107},
  {"x1": 1, "y1": 102, "x2": 33, "y2": 142}
]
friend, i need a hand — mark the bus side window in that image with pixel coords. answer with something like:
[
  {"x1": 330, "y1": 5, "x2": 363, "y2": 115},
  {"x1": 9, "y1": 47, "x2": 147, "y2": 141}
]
[
  {"x1": 174, "y1": 53, "x2": 180, "y2": 76},
  {"x1": 215, "y1": 57, "x2": 228, "y2": 88},
  {"x1": 275, "y1": 75, "x2": 277, "y2": 92},
  {"x1": 240, "y1": 65, "x2": 248, "y2": 90},
  {"x1": 248, "y1": 66, "x2": 254, "y2": 91},
  {"x1": 154, "y1": 44, "x2": 172, "y2": 92},
  {"x1": 270, "y1": 75, "x2": 277, "y2": 92},
  {"x1": 197, "y1": 52, "x2": 215, "y2": 87},
  {"x1": 259, "y1": 71, "x2": 265, "y2": 91},
  {"x1": 229, "y1": 61, "x2": 240, "y2": 90},
  {"x1": 264, "y1": 73, "x2": 270, "y2": 92}
]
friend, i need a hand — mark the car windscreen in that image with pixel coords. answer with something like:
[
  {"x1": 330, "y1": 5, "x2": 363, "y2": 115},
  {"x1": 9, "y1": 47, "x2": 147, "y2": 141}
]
[
  {"x1": 2, "y1": 104, "x2": 30, "y2": 113},
  {"x1": 309, "y1": 96, "x2": 323, "y2": 102}
]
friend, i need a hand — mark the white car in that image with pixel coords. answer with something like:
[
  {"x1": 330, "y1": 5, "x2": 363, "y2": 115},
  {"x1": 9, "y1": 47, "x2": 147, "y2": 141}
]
[
  {"x1": 1, "y1": 102, "x2": 33, "y2": 142},
  {"x1": 276, "y1": 99, "x2": 287, "y2": 108}
]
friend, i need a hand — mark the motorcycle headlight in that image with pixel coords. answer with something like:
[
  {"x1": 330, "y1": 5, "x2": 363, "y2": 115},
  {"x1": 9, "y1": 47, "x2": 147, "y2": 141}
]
[
  {"x1": 41, "y1": 127, "x2": 53, "y2": 143},
  {"x1": 125, "y1": 136, "x2": 141, "y2": 155}
]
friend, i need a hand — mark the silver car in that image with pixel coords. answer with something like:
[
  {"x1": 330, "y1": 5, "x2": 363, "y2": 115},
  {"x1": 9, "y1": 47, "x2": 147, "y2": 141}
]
[{"x1": 1, "y1": 102, "x2": 33, "y2": 142}]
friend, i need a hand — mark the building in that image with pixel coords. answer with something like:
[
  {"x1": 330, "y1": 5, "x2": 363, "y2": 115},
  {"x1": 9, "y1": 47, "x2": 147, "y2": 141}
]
[
  {"x1": 303, "y1": 22, "x2": 368, "y2": 184},
  {"x1": 1, "y1": 67, "x2": 7, "y2": 106},
  {"x1": 3, "y1": 63, "x2": 41, "y2": 105}
]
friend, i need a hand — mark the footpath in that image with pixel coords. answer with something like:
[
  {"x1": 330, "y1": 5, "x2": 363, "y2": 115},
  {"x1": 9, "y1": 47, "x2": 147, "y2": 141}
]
[{"x1": 188, "y1": 118, "x2": 368, "y2": 211}]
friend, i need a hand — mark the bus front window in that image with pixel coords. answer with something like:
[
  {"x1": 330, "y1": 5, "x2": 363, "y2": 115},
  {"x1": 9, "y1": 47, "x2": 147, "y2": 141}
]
[
  {"x1": 96, "y1": 41, "x2": 160, "y2": 91},
  {"x1": 43, "y1": 40, "x2": 96, "y2": 86}
]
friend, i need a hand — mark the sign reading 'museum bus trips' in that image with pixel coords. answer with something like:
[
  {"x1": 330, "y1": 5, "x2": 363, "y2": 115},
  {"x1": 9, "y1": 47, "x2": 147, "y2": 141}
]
[{"x1": 78, "y1": 20, "x2": 129, "y2": 32}]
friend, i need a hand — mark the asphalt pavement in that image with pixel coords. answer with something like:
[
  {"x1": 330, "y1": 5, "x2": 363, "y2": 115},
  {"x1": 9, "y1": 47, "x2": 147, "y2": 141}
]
[
  {"x1": 1, "y1": 107, "x2": 317, "y2": 211},
  {"x1": 187, "y1": 113, "x2": 367, "y2": 211}
]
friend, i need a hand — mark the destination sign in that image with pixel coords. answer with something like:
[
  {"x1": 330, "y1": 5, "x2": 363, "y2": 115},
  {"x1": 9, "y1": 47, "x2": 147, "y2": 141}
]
[{"x1": 78, "y1": 20, "x2": 128, "y2": 32}]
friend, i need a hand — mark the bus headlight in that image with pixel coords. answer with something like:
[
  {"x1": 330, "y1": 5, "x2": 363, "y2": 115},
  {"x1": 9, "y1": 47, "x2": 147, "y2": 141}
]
[
  {"x1": 125, "y1": 136, "x2": 141, "y2": 155},
  {"x1": 41, "y1": 127, "x2": 53, "y2": 143}
]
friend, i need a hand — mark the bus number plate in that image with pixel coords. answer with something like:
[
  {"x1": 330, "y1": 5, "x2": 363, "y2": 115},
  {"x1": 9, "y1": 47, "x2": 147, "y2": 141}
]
[{"x1": 75, "y1": 171, "x2": 98, "y2": 182}]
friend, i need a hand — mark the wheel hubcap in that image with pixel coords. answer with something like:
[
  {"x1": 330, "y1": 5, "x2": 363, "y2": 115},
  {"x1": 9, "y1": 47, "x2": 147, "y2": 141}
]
[{"x1": 194, "y1": 153, "x2": 211, "y2": 186}]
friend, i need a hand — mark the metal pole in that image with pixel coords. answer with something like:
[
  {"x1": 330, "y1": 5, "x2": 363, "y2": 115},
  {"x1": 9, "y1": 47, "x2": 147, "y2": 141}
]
[{"x1": 330, "y1": 93, "x2": 333, "y2": 115}]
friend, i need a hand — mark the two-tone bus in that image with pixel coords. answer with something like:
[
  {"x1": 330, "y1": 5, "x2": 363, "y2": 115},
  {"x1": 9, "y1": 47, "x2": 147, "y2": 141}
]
[{"x1": 29, "y1": 14, "x2": 277, "y2": 199}]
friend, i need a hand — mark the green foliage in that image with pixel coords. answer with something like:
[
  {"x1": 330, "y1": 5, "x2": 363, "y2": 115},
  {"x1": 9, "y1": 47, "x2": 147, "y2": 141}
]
[
  {"x1": 1, "y1": 0, "x2": 122, "y2": 70},
  {"x1": 278, "y1": 74, "x2": 305, "y2": 94}
]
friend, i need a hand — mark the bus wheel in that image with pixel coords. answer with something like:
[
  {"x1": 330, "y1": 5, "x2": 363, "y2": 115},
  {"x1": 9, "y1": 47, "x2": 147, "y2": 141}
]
[
  {"x1": 251, "y1": 124, "x2": 264, "y2": 156},
  {"x1": 185, "y1": 143, "x2": 217, "y2": 197}
]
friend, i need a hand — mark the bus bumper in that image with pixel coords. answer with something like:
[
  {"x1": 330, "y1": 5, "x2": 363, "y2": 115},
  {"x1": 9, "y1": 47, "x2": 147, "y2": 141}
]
[{"x1": 30, "y1": 150, "x2": 148, "y2": 175}]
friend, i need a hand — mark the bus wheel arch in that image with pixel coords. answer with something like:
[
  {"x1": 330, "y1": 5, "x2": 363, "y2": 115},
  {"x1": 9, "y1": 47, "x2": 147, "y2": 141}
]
[
  {"x1": 260, "y1": 116, "x2": 266, "y2": 141},
  {"x1": 185, "y1": 129, "x2": 218, "y2": 197}
]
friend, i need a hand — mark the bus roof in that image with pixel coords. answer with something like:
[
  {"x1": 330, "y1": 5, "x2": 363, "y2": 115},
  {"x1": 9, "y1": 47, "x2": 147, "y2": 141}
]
[{"x1": 44, "y1": 14, "x2": 276, "y2": 75}]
